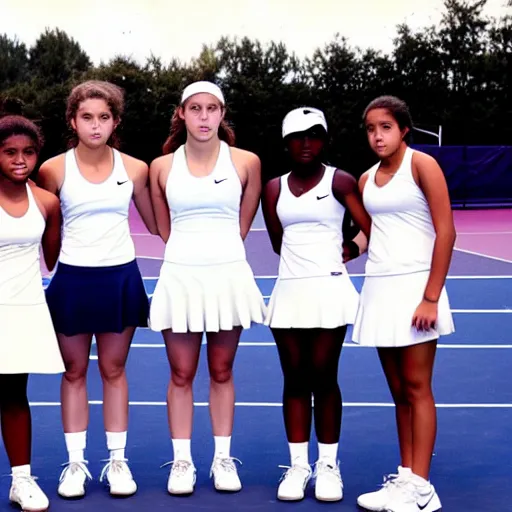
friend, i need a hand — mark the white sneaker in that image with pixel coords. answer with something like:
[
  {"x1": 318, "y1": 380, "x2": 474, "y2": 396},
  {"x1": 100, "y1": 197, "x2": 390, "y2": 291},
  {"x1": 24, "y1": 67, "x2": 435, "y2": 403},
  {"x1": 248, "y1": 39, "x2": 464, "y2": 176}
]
[
  {"x1": 58, "y1": 461, "x2": 92, "y2": 499},
  {"x1": 385, "y1": 479, "x2": 441, "y2": 512},
  {"x1": 210, "y1": 457, "x2": 242, "y2": 492},
  {"x1": 277, "y1": 463, "x2": 312, "y2": 501},
  {"x1": 314, "y1": 459, "x2": 343, "y2": 502},
  {"x1": 9, "y1": 474, "x2": 49, "y2": 511},
  {"x1": 99, "y1": 459, "x2": 137, "y2": 496},
  {"x1": 164, "y1": 460, "x2": 196, "y2": 495},
  {"x1": 357, "y1": 466, "x2": 412, "y2": 511}
]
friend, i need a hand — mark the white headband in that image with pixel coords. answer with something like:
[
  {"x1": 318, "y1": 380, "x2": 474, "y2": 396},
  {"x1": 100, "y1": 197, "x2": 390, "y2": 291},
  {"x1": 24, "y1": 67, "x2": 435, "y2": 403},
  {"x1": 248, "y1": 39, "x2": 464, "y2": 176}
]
[{"x1": 181, "y1": 81, "x2": 225, "y2": 105}]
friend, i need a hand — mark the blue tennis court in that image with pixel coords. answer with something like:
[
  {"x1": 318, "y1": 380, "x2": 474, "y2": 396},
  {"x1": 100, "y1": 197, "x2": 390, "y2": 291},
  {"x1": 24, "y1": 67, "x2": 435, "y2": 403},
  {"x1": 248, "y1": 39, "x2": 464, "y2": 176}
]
[{"x1": 1, "y1": 207, "x2": 511, "y2": 511}]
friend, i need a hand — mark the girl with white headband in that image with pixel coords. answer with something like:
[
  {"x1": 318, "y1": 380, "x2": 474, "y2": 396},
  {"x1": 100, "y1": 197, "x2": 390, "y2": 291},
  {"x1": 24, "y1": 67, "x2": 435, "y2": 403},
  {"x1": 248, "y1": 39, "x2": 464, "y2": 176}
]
[{"x1": 149, "y1": 81, "x2": 266, "y2": 496}]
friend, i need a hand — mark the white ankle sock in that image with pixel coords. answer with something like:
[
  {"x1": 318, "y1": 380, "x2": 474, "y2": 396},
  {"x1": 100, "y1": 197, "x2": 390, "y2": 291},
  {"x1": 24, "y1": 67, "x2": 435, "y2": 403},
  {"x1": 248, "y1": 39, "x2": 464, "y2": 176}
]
[
  {"x1": 65, "y1": 431, "x2": 87, "y2": 463},
  {"x1": 11, "y1": 465, "x2": 31, "y2": 478},
  {"x1": 172, "y1": 439, "x2": 192, "y2": 463},
  {"x1": 289, "y1": 442, "x2": 309, "y2": 467},
  {"x1": 106, "y1": 431, "x2": 127, "y2": 460},
  {"x1": 318, "y1": 442, "x2": 338, "y2": 465},
  {"x1": 214, "y1": 436, "x2": 231, "y2": 459}
]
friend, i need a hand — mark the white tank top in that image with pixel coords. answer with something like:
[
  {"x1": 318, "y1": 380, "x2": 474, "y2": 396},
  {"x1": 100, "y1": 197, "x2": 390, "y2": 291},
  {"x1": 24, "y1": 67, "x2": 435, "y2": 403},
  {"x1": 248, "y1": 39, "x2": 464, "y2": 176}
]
[
  {"x1": 164, "y1": 141, "x2": 246, "y2": 265},
  {"x1": 277, "y1": 166, "x2": 347, "y2": 279},
  {"x1": 59, "y1": 148, "x2": 135, "y2": 267},
  {"x1": 0, "y1": 185, "x2": 46, "y2": 306},
  {"x1": 363, "y1": 147, "x2": 436, "y2": 276}
]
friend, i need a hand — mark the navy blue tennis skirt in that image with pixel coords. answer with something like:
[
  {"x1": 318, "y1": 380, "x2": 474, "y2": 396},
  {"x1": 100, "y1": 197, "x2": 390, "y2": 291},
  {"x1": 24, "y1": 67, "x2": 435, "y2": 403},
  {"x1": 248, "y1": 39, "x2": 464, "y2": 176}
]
[{"x1": 45, "y1": 260, "x2": 149, "y2": 336}]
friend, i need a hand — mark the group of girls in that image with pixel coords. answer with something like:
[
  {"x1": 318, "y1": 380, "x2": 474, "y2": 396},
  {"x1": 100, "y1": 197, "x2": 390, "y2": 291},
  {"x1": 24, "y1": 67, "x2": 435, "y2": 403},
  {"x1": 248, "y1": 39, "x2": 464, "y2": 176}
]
[{"x1": 0, "y1": 78, "x2": 455, "y2": 512}]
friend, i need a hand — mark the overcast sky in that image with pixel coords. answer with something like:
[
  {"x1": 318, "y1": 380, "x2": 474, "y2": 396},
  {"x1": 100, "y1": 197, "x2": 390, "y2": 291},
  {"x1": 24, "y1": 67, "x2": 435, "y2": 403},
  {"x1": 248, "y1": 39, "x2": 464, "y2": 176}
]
[{"x1": 2, "y1": 0, "x2": 510, "y2": 65}]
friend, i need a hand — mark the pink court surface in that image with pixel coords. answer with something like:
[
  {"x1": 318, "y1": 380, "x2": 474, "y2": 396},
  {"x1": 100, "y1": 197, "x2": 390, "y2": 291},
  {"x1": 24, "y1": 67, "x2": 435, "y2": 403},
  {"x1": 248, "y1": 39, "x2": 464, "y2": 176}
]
[{"x1": 128, "y1": 205, "x2": 512, "y2": 277}]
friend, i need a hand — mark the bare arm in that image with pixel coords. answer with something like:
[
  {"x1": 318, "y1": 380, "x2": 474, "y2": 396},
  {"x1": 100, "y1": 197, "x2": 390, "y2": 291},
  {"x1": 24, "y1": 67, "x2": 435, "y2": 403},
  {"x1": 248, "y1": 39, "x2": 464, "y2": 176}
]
[
  {"x1": 239, "y1": 152, "x2": 262, "y2": 240},
  {"x1": 33, "y1": 188, "x2": 62, "y2": 271},
  {"x1": 131, "y1": 160, "x2": 158, "y2": 235},
  {"x1": 35, "y1": 156, "x2": 64, "y2": 195},
  {"x1": 261, "y1": 177, "x2": 283, "y2": 255},
  {"x1": 415, "y1": 152, "x2": 456, "y2": 302},
  {"x1": 149, "y1": 157, "x2": 171, "y2": 243},
  {"x1": 332, "y1": 169, "x2": 371, "y2": 239}
]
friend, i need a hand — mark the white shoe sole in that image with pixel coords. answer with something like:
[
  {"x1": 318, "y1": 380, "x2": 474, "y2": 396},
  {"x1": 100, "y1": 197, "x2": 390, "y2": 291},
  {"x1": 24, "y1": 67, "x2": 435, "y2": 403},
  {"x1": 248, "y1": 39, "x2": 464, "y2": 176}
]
[
  {"x1": 316, "y1": 492, "x2": 344, "y2": 502},
  {"x1": 10, "y1": 499, "x2": 49, "y2": 512},
  {"x1": 214, "y1": 481, "x2": 242, "y2": 492}
]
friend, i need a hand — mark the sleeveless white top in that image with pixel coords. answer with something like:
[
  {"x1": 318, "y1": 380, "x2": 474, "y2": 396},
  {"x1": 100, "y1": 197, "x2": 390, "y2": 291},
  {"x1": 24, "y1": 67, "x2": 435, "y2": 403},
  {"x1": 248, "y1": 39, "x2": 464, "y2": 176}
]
[
  {"x1": 277, "y1": 166, "x2": 347, "y2": 279},
  {"x1": 164, "y1": 141, "x2": 246, "y2": 265},
  {"x1": 363, "y1": 147, "x2": 436, "y2": 276},
  {"x1": 59, "y1": 148, "x2": 135, "y2": 267},
  {"x1": 0, "y1": 185, "x2": 46, "y2": 306}
]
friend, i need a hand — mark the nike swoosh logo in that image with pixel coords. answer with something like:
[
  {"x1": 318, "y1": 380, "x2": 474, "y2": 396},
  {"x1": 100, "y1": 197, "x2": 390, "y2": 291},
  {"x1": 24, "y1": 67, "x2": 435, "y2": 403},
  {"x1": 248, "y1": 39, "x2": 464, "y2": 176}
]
[
  {"x1": 317, "y1": 194, "x2": 329, "y2": 200},
  {"x1": 117, "y1": 180, "x2": 129, "y2": 185},
  {"x1": 418, "y1": 491, "x2": 435, "y2": 510},
  {"x1": 214, "y1": 178, "x2": 227, "y2": 184}
]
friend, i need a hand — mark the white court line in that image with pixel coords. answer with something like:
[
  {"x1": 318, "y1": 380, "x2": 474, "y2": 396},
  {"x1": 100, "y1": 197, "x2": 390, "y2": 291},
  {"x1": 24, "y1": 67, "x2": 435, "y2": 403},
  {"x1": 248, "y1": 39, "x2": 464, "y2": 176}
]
[
  {"x1": 141, "y1": 275, "x2": 512, "y2": 280},
  {"x1": 454, "y1": 247, "x2": 512, "y2": 264},
  {"x1": 87, "y1": 343, "x2": 512, "y2": 358},
  {"x1": 28, "y1": 400, "x2": 512, "y2": 408},
  {"x1": 452, "y1": 309, "x2": 512, "y2": 313},
  {"x1": 456, "y1": 231, "x2": 512, "y2": 235},
  {"x1": 133, "y1": 228, "x2": 269, "y2": 235},
  {"x1": 143, "y1": 296, "x2": 511, "y2": 311},
  {"x1": 132, "y1": 230, "x2": 512, "y2": 236}
]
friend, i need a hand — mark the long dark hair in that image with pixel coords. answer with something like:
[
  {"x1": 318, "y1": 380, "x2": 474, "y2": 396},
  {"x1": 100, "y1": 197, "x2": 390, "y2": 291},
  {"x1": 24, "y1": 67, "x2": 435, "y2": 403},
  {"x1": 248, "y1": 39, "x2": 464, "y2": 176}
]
[
  {"x1": 162, "y1": 101, "x2": 236, "y2": 155},
  {"x1": 363, "y1": 95, "x2": 413, "y2": 143}
]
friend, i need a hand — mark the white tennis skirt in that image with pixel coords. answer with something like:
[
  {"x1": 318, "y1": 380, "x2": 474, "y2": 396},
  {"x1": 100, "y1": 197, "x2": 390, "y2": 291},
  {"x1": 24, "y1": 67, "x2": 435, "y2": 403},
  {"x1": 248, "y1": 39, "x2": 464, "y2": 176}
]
[
  {"x1": 0, "y1": 303, "x2": 65, "y2": 374},
  {"x1": 265, "y1": 273, "x2": 360, "y2": 329},
  {"x1": 149, "y1": 260, "x2": 267, "y2": 333},
  {"x1": 352, "y1": 271, "x2": 455, "y2": 348}
]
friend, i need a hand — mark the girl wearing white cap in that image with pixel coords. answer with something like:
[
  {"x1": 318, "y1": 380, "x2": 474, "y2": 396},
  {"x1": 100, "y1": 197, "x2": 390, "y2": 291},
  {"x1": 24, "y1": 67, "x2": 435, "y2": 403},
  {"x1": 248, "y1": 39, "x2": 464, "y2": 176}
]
[
  {"x1": 149, "y1": 81, "x2": 266, "y2": 495},
  {"x1": 353, "y1": 96, "x2": 455, "y2": 512},
  {"x1": 262, "y1": 107, "x2": 371, "y2": 502}
]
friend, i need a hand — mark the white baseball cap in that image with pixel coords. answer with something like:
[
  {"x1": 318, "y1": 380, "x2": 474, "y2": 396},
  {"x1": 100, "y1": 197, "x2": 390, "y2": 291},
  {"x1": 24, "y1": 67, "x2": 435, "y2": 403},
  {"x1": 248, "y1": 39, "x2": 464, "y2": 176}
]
[
  {"x1": 282, "y1": 107, "x2": 328, "y2": 138},
  {"x1": 181, "y1": 81, "x2": 225, "y2": 105}
]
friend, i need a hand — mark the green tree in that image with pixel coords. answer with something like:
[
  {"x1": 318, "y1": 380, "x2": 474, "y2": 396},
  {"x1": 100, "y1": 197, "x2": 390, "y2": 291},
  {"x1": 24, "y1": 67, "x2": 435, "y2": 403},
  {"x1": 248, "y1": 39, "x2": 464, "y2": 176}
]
[
  {"x1": 29, "y1": 28, "x2": 91, "y2": 86},
  {"x1": 0, "y1": 34, "x2": 29, "y2": 88}
]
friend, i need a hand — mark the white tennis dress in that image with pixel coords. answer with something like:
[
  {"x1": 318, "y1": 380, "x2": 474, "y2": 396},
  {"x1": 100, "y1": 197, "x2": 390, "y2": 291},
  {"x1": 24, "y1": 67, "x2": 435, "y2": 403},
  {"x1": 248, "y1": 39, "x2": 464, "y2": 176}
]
[
  {"x1": 149, "y1": 142, "x2": 266, "y2": 333},
  {"x1": 265, "y1": 166, "x2": 360, "y2": 329},
  {"x1": 0, "y1": 185, "x2": 65, "y2": 374},
  {"x1": 352, "y1": 147, "x2": 455, "y2": 347}
]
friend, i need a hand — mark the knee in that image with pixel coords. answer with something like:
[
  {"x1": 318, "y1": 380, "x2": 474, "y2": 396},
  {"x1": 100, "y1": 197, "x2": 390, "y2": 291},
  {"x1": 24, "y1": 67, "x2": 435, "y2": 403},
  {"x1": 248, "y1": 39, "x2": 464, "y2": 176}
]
[
  {"x1": 209, "y1": 364, "x2": 233, "y2": 385},
  {"x1": 283, "y1": 369, "x2": 311, "y2": 397},
  {"x1": 403, "y1": 378, "x2": 433, "y2": 404},
  {"x1": 0, "y1": 377, "x2": 28, "y2": 409},
  {"x1": 311, "y1": 370, "x2": 338, "y2": 396},
  {"x1": 63, "y1": 361, "x2": 88, "y2": 385},
  {"x1": 388, "y1": 381, "x2": 408, "y2": 406},
  {"x1": 170, "y1": 366, "x2": 195, "y2": 388},
  {"x1": 98, "y1": 360, "x2": 125, "y2": 383}
]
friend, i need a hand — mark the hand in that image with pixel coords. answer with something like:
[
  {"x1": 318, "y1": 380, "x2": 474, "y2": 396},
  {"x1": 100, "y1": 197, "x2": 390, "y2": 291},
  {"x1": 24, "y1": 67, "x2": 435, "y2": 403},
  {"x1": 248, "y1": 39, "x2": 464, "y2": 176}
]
[
  {"x1": 412, "y1": 299, "x2": 438, "y2": 331},
  {"x1": 342, "y1": 240, "x2": 359, "y2": 263}
]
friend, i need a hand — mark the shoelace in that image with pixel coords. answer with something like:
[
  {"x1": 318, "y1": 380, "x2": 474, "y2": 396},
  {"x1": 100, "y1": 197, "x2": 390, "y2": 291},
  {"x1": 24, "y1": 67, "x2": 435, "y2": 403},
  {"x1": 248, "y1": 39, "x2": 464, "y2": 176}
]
[
  {"x1": 393, "y1": 480, "x2": 427, "y2": 504},
  {"x1": 160, "y1": 460, "x2": 195, "y2": 477},
  {"x1": 209, "y1": 457, "x2": 242, "y2": 478},
  {"x1": 99, "y1": 459, "x2": 132, "y2": 483},
  {"x1": 10, "y1": 474, "x2": 42, "y2": 497},
  {"x1": 59, "y1": 461, "x2": 92, "y2": 483},
  {"x1": 278, "y1": 464, "x2": 312, "y2": 483},
  {"x1": 313, "y1": 460, "x2": 342, "y2": 482},
  {"x1": 381, "y1": 472, "x2": 400, "y2": 487}
]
